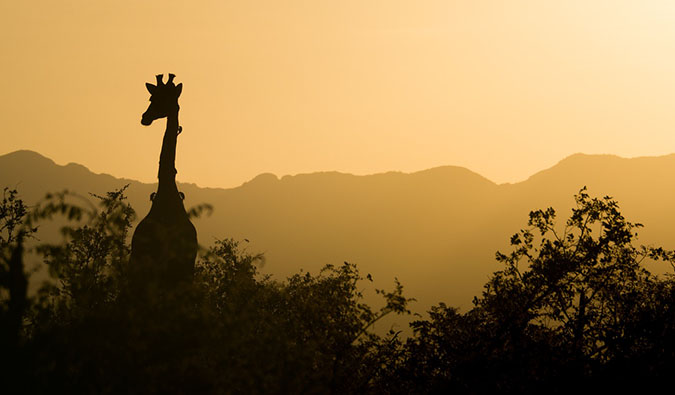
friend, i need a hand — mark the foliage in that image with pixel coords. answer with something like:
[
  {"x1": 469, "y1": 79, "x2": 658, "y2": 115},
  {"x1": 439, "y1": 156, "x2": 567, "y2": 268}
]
[
  {"x1": 33, "y1": 188, "x2": 135, "y2": 322},
  {"x1": 1, "y1": 186, "x2": 413, "y2": 394},
  {"x1": 4, "y1": 185, "x2": 675, "y2": 393},
  {"x1": 0, "y1": 188, "x2": 33, "y2": 355},
  {"x1": 193, "y1": 243, "x2": 413, "y2": 393},
  {"x1": 384, "y1": 187, "x2": 675, "y2": 393}
]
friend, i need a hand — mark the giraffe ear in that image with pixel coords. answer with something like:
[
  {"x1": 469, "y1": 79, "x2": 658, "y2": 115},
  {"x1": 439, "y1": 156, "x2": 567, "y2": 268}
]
[
  {"x1": 176, "y1": 83, "x2": 183, "y2": 98},
  {"x1": 146, "y1": 83, "x2": 157, "y2": 95}
]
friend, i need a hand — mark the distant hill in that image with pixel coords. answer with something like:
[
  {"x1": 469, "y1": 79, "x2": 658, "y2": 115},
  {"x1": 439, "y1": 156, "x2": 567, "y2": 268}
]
[{"x1": 3, "y1": 150, "x2": 675, "y2": 318}]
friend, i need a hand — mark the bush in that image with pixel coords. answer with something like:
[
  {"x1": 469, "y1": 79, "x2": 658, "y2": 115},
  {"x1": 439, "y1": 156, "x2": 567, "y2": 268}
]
[
  {"x1": 1, "y1": 187, "x2": 412, "y2": 394},
  {"x1": 384, "y1": 188, "x2": 675, "y2": 393},
  {"x1": 4, "y1": 186, "x2": 675, "y2": 393}
]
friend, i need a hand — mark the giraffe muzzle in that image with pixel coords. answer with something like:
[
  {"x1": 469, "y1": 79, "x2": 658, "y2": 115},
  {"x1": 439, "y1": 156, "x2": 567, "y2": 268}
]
[{"x1": 141, "y1": 112, "x2": 154, "y2": 126}]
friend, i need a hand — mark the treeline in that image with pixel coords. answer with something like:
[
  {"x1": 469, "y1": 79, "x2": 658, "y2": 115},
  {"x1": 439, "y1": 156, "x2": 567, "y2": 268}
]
[{"x1": 2, "y1": 186, "x2": 675, "y2": 393}]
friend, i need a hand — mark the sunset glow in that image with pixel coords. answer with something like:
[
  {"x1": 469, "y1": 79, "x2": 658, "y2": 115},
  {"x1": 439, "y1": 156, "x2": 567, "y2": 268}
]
[{"x1": 3, "y1": 1, "x2": 675, "y2": 187}]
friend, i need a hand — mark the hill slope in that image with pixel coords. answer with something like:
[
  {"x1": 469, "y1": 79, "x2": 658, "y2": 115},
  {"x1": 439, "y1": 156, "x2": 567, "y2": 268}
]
[{"x1": 3, "y1": 150, "x2": 675, "y2": 315}]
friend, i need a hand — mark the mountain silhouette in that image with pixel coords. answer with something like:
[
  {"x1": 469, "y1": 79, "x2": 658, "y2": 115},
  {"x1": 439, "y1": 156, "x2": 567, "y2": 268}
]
[{"x1": 3, "y1": 150, "x2": 675, "y2": 316}]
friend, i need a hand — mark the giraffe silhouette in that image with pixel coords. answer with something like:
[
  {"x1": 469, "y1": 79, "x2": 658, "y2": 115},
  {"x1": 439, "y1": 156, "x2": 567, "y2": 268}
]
[{"x1": 129, "y1": 74, "x2": 197, "y2": 292}]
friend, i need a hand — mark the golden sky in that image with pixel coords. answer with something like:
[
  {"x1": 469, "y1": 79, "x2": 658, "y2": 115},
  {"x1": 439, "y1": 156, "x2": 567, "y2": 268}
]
[{"x1": 3, "y1": 1, "x2": 675, "y2": 188}]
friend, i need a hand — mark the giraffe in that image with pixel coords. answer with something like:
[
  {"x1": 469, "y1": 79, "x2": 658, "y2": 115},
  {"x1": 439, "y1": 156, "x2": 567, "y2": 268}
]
[{"x1": 129, "y1": 74, "x2": 198, "y2": 291}]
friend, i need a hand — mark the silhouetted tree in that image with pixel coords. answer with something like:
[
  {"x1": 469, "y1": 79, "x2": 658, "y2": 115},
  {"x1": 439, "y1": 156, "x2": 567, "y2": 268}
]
[
  {"x1": 384, "y1": 188, "x2": 675, "y2": 393},
  {"x1": 7, "y1": 185, "x2": 675, "y2": 394},
  {"x1": 1, "y1": 186, "x2": 413, "y2": 394},
  {"x1": 0, "y1": 188, "x2": 33, "y2": 392}
]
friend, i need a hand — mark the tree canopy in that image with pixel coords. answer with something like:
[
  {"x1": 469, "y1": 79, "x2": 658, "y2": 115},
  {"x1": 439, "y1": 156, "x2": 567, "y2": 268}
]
[{"x1": 2, "y1": 186, "x2": 675, "y2": 393}]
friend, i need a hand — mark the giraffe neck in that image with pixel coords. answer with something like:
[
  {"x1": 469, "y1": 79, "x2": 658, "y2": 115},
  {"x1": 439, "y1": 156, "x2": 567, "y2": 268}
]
[{"x1": 157, "y1": 110, "x2": 179, "y2": 194}]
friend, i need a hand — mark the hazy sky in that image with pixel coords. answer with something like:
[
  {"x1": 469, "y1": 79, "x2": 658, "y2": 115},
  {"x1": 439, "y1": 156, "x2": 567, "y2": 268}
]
[{"x1": 3, "y1": 1, "x2": 675, "y2": 188}]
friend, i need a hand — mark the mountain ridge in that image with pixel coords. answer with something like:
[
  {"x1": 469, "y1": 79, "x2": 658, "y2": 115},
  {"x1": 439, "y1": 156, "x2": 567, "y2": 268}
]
[
  {"x1": 3, "y1": 149, "x2": 675, "y2": 319},
  {"x1": 8, "y1": 149, "x2": 674, "y2": 191},
  {"x1": 0, "y1": 149, "x2": 604, "y2": 190}
]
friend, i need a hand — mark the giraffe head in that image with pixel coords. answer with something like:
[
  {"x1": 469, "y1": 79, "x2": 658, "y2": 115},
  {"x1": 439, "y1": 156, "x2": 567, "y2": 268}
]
[{"x1": 141, "y1": 74, "x2": 183, "y2": 126}]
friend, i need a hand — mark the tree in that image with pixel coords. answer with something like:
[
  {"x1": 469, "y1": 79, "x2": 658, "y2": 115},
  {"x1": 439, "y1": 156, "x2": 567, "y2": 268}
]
[
  {"x1": 194, "y1": 240, "x2": 414, "y2": 393},
  {"x1": 15, "y1": 184, "x2": 675, "y2": 393},
  {"x1": 0, "y1": 188, "x2": 34, "y2": 391},
  {"x1": 1, "y1": 186, "x2": 414, "y2": 394},
  {"x1": 0, "y1": 188, "x2": 30, "y2": 339},
  {"x1": 481, "y1": 188, "x2": 675, "y2": 364},
  {"x1": 391, "y1": 188, "x2": 675, "y2": 392}
]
